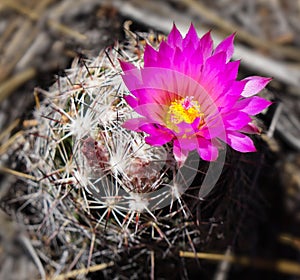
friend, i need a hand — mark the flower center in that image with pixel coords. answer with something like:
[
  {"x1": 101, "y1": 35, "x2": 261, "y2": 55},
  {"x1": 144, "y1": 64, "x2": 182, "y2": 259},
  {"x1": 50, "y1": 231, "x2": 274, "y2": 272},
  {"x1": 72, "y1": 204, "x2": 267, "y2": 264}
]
[{"x1": 166, "y1": 96, "x2": 204, "y2": 130}]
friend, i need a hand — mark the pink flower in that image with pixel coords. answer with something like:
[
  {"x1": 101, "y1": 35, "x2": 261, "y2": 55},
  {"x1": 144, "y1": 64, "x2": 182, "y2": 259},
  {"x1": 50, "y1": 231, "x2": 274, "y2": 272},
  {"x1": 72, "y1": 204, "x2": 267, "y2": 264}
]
[{"x1": 120, "y1": 24, "x2": 271, "y2": 167}]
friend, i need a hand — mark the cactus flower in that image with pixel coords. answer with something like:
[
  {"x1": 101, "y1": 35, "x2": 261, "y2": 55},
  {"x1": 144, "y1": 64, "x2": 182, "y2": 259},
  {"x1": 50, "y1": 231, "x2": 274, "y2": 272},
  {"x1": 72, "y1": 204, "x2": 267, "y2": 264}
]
[{"x1": 120, "y1": 24, "x2": 271, "y2": 167}]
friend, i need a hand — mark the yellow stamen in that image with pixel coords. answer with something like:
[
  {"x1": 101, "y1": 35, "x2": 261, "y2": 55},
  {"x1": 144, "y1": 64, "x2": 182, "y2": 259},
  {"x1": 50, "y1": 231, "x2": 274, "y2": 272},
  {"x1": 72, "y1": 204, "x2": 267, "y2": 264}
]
[{"x1": 165, "y1": 97, "x2": 204, "y2": 131}]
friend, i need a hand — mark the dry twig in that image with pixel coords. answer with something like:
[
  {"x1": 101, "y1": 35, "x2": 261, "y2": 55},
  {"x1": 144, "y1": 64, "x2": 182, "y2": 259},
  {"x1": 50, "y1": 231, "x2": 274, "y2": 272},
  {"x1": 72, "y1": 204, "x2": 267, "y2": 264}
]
[
  {"x1": 50, "y1": 261, "x2": 114, "y2": 280},
  {"x1": 180, "y1": 251, "x2": 300, "y2": 276},
  {"x1": 2, "y1": 0, "x2": 87, "y2": 42},
  {"x1": 0, "y1": 68, "x2": 36, "y2": 103}
]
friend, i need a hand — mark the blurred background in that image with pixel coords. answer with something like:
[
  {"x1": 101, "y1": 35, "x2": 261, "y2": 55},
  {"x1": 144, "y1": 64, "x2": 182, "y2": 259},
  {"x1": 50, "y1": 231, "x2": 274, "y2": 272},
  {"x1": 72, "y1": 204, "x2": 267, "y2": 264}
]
[{"x1": 0, "y1": 0, "x2": 300, "y2": 279}]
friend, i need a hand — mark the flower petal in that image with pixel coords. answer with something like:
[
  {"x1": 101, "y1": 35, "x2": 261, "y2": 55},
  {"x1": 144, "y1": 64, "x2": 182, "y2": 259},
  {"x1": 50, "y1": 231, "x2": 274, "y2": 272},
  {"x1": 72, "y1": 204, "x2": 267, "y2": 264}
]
[
  {"x1": 239, "y1": 123, "x2": 261, "y2": 134},
  {"x1": 190, "y1": 46, "x2": 204, "y2": 68},
  {"x1": 173, "y1": 140, "x2": 189, "y2": 168},
  {"x1": 197, "y1": 138, "x2": 219, "y2": 161},
  {"x1": 226, "y1": 131, "x2": 256, "y2": 152},
  {"x1": 144, "y1": 44, "x2": 158, "y2": 67},
  {"x1": 236, "y1": 96, "x2": 272, "y2": 115},
  {"x1": 223, "y1": 111, "x2": 252, "y2": 130},
  {"x1": 124, "y1": 94, "x2": 138, "y2": 109},
  {"x1": 123, "y1": 117, "x2": 149, "y2": 131},
  {"x1": 156, "y1": 41, "x2": 173, "y2": 68},
  {"x1": 202, "y1": 51, "x2": 226, "y2": 79},
  {"x1": 141, "y1": 123, "x2": 174, "y2": 146},
  {"x1": 183, "y1": 23, "x2": 198, "y2": 48},
  {"x1": 167, "y1": 24, "x2": 183, "y2": 48},
  {"x1": 222, "y1": 60, "x2": 240, "y2": 81},
  {"x1": 176, "y1": 135, "x2": 199, "y2": 151},
  {"x1": 198, "y1": 31, "x2": 213, "y2": 61},
  {"x1": 241, "y1": 76, "x2": 272, "y2": 97},
  {"x1": 119, "y1": 60, "x2": 136, "y2": 71},
  {"x1": 214, "y1": 33, "x2": 235, "y2": 62}
]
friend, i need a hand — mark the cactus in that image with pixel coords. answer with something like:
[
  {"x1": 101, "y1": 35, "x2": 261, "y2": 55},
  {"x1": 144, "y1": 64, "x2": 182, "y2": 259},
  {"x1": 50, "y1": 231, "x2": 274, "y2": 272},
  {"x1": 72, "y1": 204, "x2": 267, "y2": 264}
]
[
  {"x1": 1, "y1": 26, "x2": 272, "y2": 279},
  {"x1": 0, "y1": 30, "x2": 187, "y2": 279}
]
